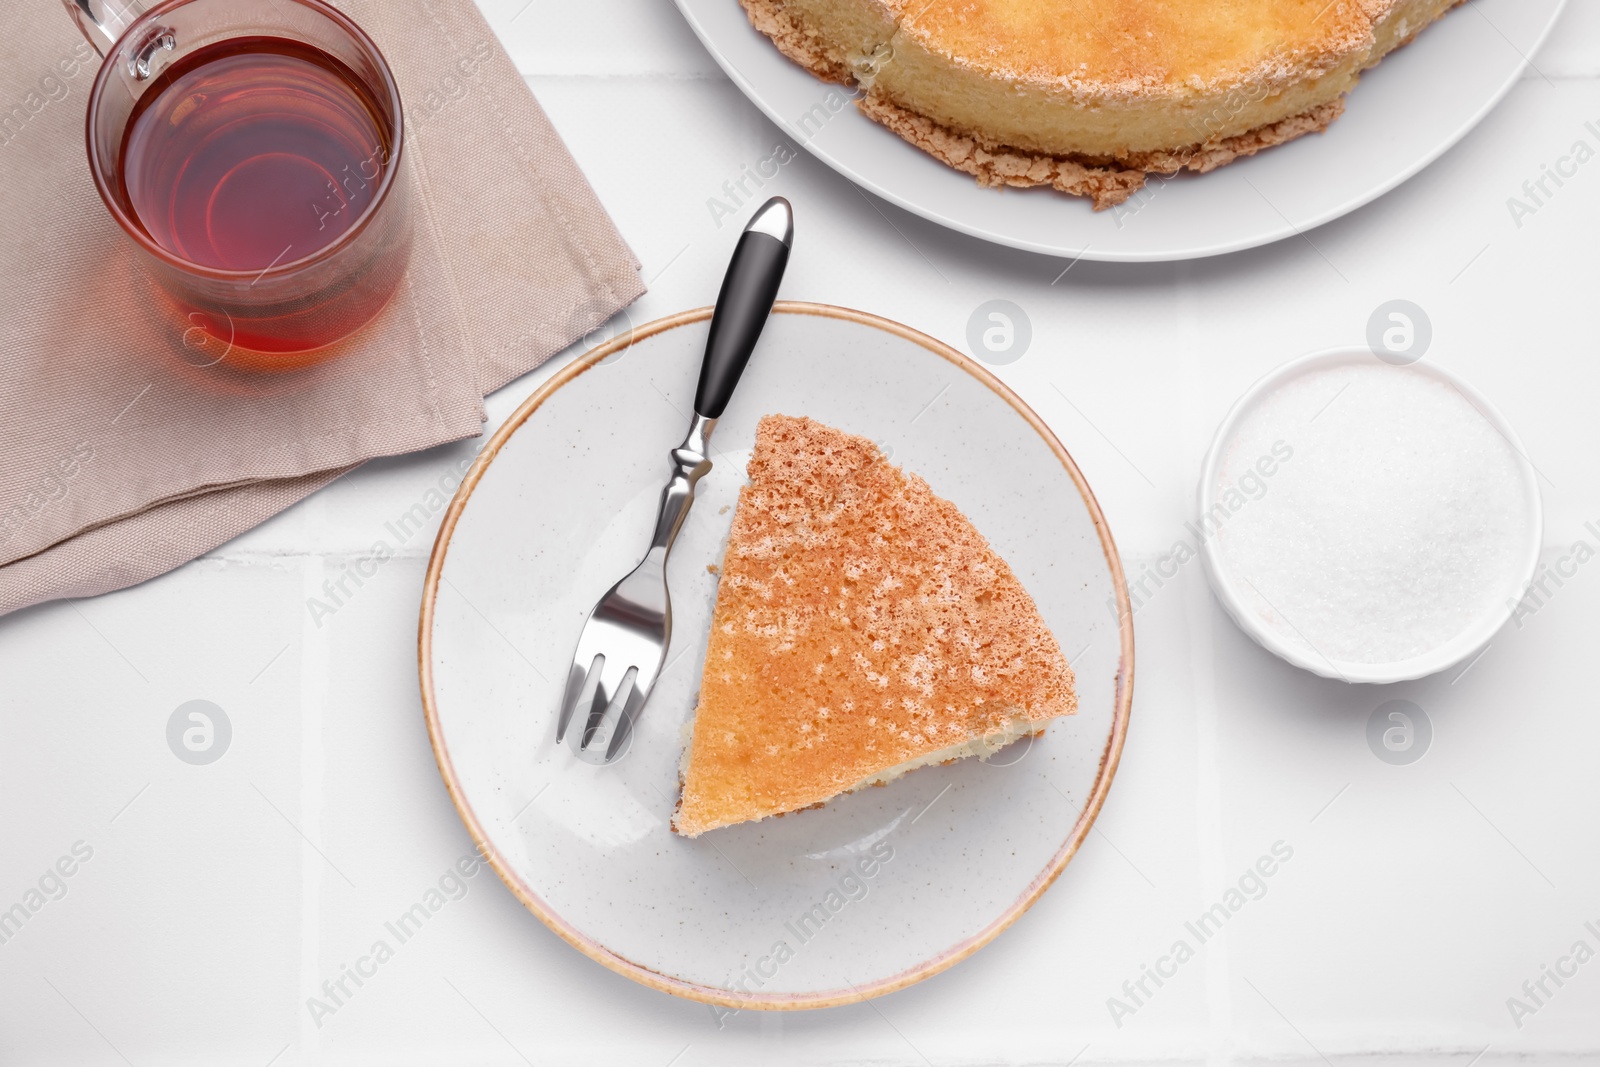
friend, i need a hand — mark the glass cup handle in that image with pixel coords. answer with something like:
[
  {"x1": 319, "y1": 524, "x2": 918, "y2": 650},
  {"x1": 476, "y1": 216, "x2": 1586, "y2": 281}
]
[
  {"x1": 61, "y1": 0, "x2": 147, "y2": 57},
  {"x1": 61, "y1": 0, "x2": 174, "y2": 78}
]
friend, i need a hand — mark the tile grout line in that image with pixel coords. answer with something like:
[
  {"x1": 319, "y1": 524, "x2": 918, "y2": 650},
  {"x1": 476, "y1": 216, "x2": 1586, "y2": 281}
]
[
  {"x1": 297, "y1": 495, "x2": 332, "y2": 1067},
  {"x1": 1175, "y1": 260, "x2": 1236, "y2": 1067},
  {"x1": 514, "y1": 71, "x2": 732, "y2": 81},
  {"x1": 508, "y1": 70, "x2": 1600, "y2": 83},
  {"x1": 1190, "y1": 555, "x2": 1236, "y2": 1067}
]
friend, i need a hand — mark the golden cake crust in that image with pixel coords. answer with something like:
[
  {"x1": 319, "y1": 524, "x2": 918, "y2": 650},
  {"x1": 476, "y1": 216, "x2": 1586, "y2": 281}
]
[
  {"x1": 740, "y1": 0, "x2": 1460, "y2": 208},
  {"x1": 856, "y1": 92, "x2": 1345, "y2": 210},
  {"x1": 672, "y1": 415, "x2": 1076, "y2": 838}
]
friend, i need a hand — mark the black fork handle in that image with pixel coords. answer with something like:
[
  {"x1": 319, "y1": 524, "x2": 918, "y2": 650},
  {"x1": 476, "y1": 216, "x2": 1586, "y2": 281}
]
[{"x1": 694, "y1": 197, "x2": 794, "y2": 420}]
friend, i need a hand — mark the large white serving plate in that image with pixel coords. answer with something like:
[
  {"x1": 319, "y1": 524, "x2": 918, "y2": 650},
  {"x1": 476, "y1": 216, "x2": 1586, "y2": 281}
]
[
  {"x1": 671, "y1": 0, "x2": 1566, "y2": 261},
  {"x1": 420, "y1": 304, "x2": 1134, "y2": 1008}
]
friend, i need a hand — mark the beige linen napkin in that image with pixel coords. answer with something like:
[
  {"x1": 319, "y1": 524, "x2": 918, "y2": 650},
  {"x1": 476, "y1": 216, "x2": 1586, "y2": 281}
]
[{"x1": 0, "y1": 0, "x2": 643, "y2": 616}]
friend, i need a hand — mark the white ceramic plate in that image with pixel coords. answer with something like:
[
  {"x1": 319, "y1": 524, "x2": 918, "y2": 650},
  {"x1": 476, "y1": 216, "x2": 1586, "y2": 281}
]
[
  {"x1": 671, "y1": 0, "x2": 1566, "y2": 261},
  {"x1": 420, "y1": 304, "x2": 1134, "y2": 1009}
]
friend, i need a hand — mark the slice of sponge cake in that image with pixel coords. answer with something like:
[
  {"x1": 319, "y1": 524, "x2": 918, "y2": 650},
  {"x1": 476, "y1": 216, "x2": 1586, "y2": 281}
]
[{"x1": 672, "y1": 414, "x2": 1076, "y2": 838}]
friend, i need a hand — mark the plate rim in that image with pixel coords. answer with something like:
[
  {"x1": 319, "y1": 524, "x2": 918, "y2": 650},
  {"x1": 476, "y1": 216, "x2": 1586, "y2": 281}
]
[
  {"x1": 669, "y1": 0, "x2": 1569, "y2": 262},
  {"x1": 417, "y1": 301, "x2": 1137, "y2": 1010}
]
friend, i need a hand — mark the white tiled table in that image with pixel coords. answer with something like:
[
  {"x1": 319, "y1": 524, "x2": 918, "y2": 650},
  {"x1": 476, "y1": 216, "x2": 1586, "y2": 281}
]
[{"x1": 4, "y1": 3, "x2": 1600, "y2": 1064}]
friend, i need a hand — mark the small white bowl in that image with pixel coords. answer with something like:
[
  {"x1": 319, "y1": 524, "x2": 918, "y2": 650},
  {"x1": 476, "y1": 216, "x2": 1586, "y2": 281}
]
[{"x1": 1198, "y1": 348, "x2": 1543, "y2": 685}]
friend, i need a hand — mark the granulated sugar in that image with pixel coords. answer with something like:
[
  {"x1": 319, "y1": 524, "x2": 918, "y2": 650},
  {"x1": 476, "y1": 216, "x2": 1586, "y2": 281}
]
[{"x1": 1212, "y1": 360, "x2": 1533, "y2": 667}]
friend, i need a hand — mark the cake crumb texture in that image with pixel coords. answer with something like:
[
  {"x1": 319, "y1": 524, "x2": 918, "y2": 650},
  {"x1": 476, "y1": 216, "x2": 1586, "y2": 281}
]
[{"x1": 673, "y1": 415, "x2": 1076, "y2": 837}]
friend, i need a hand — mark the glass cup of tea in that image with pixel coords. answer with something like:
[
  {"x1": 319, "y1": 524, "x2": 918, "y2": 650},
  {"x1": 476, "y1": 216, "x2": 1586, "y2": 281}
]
[{"x1": 64, "y1": 0, "x2": 412, "y2": 364}]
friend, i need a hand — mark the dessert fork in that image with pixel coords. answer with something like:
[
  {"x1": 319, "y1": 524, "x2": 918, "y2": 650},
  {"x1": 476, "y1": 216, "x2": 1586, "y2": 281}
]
[{"x1": 555, "y1": 197, "x2": 794, "y2": 763}]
